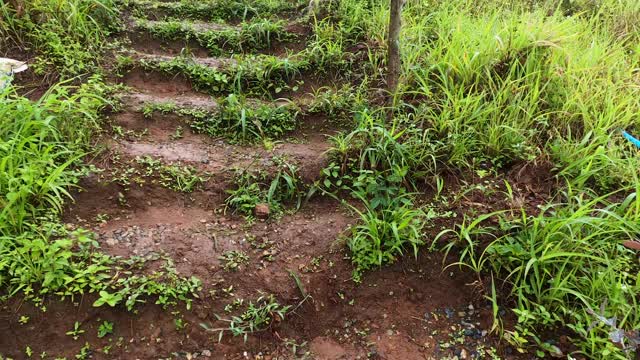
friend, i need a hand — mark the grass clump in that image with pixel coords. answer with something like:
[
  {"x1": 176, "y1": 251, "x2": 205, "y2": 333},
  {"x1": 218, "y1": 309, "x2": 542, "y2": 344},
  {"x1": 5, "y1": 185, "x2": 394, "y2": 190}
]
[
  {"x1": 347, "y1": 190, "x2": 428, "y2": 283},
  {"x1": 0, "y1": 0, "x2": 119, "y2": 77},
  {"x1": 225, "y1": 157, "x2": 304, "y2": 217},
  {"x1": 135, "y1": 155, "x2": 209, "y2": 193},
  {"x1": 192, "y1": 94, "x2": 299, "y2": 142},
  {"x1": 441, "y1": 185, "x2": 640, "y2": 357},
  {"x1": 202, "y1": 293, "x2": 290, "y2": 342},
  {"x1": 0, "y1": 80, "x2": 108, "y2": 236},
  {"x1": 141, "y1": 95, "x2": 299, "y2": 143}
]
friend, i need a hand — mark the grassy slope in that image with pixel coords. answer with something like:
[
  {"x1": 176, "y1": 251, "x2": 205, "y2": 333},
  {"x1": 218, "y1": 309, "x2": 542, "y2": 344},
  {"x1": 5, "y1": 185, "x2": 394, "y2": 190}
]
[{"x1": 1, "y1": 0, "x2": 639, "y2": 358}]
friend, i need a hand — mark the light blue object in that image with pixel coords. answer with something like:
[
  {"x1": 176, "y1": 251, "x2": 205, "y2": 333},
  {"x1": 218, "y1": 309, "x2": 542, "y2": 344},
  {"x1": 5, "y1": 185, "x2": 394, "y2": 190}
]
[{"x1": 622, "y1": 130, "x2": 640, "y2": 149}]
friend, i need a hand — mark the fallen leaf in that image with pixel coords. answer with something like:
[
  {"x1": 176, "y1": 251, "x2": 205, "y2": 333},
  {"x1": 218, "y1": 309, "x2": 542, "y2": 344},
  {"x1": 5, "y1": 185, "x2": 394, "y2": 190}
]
[{"x1": 622, "y1": 240, "x2": 640, "y2": 250}]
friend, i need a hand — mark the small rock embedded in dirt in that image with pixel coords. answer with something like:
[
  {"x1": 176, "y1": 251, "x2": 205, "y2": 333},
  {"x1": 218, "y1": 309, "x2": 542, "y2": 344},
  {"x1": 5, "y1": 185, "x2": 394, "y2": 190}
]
[
  {"x1": 254, "y1": 203, "x2": 270, "y2": 219},
  {"x1": 460, "y1": 348, "x2": 469, "y2": 359}
]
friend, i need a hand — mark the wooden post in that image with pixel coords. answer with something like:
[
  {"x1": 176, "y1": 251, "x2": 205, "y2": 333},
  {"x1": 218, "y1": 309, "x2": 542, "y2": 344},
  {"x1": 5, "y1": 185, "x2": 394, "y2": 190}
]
[{"x1": 387, "y1": 0, "x2": 403, "y2": 96}]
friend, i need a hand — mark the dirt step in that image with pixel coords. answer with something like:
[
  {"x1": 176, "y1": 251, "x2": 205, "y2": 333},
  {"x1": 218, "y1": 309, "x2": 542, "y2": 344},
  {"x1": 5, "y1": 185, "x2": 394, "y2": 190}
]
[
  {"x1": 122, "y1": 48, "x2": 309, "y2": 96},
  {"x1": 126, "y1": 15, "x2": 308, "y2": 58},
  {"x1": 132, "y1": 50, "x2": 236, "y2": 69},
  {"x1": 127, "y1": 0, "x2": 299, "y2": 22},
  {"x1": 134, "y1": 19, "x2": 233, "y2": 33},
  {"x1": 119, "y1": 92, "x2": 219, "y2": 112},
  {"x1": 117, "y1": 90, "x2": 288, "y2": 113},
  {"x1": 122, "y1": 51, "x2": 237, "y2": 95},
  {"x1": 108, "y1": 131, "x2": 330, "y2": 182},
  {"x1": 126, "y1": 19, "x2": 235, "y2": 57}
]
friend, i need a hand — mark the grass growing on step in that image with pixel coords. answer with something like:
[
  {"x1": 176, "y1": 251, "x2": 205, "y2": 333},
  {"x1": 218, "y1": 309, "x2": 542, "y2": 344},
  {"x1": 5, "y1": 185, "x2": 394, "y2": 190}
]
[
  {"x1": 129, "y1": 0, "x2": 304, "y2": 22},
  {"x1": 192, "y1": 94, "x2": 299, "y2": 142},
  {"x1": 201, "y1": 293, "x2": 290, "y2": 343},
  {"x1": 135, "y1": 155, "x2": 209, "y2": 192},
  {"x1": 1, "y1": 0, "x2": 119, "y2": 77},
  {"x1": 140, "y1": 94, "x2": 299, "y2": 143},
  {"x1": 135, "y1": 17, "x2": 297, "y2": 55},
  {"x1": 138, "y1": 53, "x2": 308, "y2": 95},
  {"x1": 225, "y1": 157, "x2": 304, "y2": 218},
  {"x1": 346, "y1": 188, "x2": 428, "y2": 283}
]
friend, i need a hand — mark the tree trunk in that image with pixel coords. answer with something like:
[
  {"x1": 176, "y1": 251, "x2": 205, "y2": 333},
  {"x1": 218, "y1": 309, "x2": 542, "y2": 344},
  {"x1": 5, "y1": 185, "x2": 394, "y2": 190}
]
[{"x1": 387, "y1": 0, "x2": 403, "y2": 96}]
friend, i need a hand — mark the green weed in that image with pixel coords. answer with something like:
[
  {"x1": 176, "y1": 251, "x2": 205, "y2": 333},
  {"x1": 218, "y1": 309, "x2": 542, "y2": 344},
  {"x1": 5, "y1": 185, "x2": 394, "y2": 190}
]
[
  {"x1": 225, "y1": 157, "x2": 304, "y2": 216},
  {"x1": 219, "y1": 250, "x2": 250, "y2": 271},
  {"x1": 202, "y1": 293, "x2": 290, "y2": 342},
  {"x1": 134, "y1": 155, "x2": 209, "y2": 192}
]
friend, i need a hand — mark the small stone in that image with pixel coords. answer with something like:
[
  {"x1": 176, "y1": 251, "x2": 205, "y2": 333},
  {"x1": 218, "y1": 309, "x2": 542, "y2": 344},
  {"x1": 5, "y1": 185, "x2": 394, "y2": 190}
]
[
  {"x1": 254, "y1": 203, "x2": 270, "y2": 219},
  {"x1": 201, "y1": 350, "x2": 212, "y2": 357},
  {"x1": 460, "y1": 349, "x2": 469, "y2": 359},
  {"x1": 106, "y1": 238, "x2": 117, "y2": 246}
]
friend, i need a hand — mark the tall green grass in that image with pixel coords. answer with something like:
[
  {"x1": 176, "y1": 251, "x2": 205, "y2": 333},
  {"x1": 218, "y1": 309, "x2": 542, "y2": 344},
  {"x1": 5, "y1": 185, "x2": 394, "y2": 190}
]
[
  {"x1": 441, "y1": 183, "x2": 640, "y2": 358},
  {"x1": 0, "y1": 80, "x2": 107, "y2": 235},
  {"x1": 327, "y1": 0, "x2": 639, "y2": 185},
  {"x1": 324, "y1": 0, "x2": 640, "y2": 356},
  {"x1": 0, "y1": 0, "x2": 118, "y2": 77}
]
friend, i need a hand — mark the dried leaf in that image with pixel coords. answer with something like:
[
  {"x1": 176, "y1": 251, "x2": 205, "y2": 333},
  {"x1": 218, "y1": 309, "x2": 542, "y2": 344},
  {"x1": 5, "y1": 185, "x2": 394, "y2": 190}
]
[{"x1": 622, "y1": 240, "x2": 640, "y2": 250}]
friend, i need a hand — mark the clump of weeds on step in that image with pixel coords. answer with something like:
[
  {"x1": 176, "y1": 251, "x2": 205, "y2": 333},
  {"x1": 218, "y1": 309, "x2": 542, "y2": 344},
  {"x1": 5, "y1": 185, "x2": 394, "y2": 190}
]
[
  {"x1": 113, "y1": 54, "x2": 135, "y2": 77},
  {"x1": 219, "y1": 250, "x2": 250, "y2": 271},
  {"x1": 140, "y1": 96, "x2": 299, "y2": 143},
  {"x1": 319, "y1": 110, "x2": 441, "y2": 194},
  {"x1": 225, "y1": 157, "x2": 305, "y2": 217},
  {"x1": 207, "y1": 94, "x2": 298, "y2": 142},
  {"x1": 110, "y1": 124, "x2": 148, "y2": 140},
  {"x1": 0, "y1": 225, "x2": 201, "y2": 311},
  {"x1": 190, "y1": 94, "x2": 299, "y2": 142},
  {"x1": 343, "y1": 170, "x2": 432, "y2": 283},
  {"x1": 141, "y1": 102, "x2": 179, "y2": 118},
  {"x1": 93, "y1": 254, "x2": 202, "y2": 311},
  {"x1": 307, "y1": 83, "x2": 369, "y2": 122},
  {"x1": 201, "y1": 293, "x2": 290, "y2": 342},
  {"x1": 135, "y1": 155, "x2": 209, "y2": 192},
  {"x1": 97, "y1": 320, "x2": 114, "y2": 338}
]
